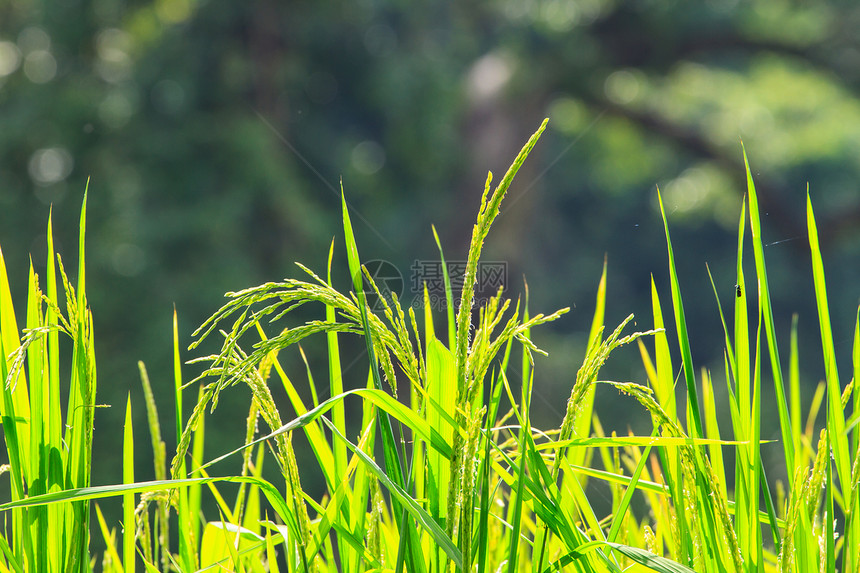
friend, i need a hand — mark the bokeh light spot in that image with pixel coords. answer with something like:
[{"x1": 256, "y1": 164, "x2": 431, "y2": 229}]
[
  {"x1": 0, "y1": 41, "x2": 22, "y2": 77},
  {"x1": 23, "y1": 50, "x2": 57, "y2": 83},
  {"x1": 155, "y1": 0, "x2": 192, "y2": 24},
  {"x1": 17, "y1": 27, "x2": 51, "y2": 53},
  {"x1": 548, "y1": 97, "x2": 588, "y2": 134},
  {"x1": 99, "y1": 90, "x2": 137, "y2": 129},
  {"x1": 540, "y1": 0, "x2": 579, "y2": 32},
  {"x1": 604, "y1": 70, "x2": 641, "y2": 105},
  {"x1": 96, "y1": 28, "x2": 133, "y2": 83},
  {"x1": 28, "y1": 148, "x2": 74, "y2": 185},
  {"x1": 351, "y1": 140, "x2": 386, "y2": 175},
  {"x1": 467, "y1": 53, "x2": 512, "y2": 102}
]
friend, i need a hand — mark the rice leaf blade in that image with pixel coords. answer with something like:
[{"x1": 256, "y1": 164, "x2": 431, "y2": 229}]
[
  {"x1": 657, "y1": 189, "x2": 702, "y2": 439},
  {"x1": 806, "y1": 192, "x2": 851, "y2": 498},
  {"x1": 743, "y1": 148, "x2": 795, "y2": 476},
  {"x1": 123, "y1": 396, "x2": 136, "y2": 573},
  {"x1": 320, "y1": 415, "x2": 462, "y2": 570}
]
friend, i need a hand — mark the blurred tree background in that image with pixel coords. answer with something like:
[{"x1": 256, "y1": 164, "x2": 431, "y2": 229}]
[{"x1": 2, "y1": 0, "x2": 860, "y2": 550}]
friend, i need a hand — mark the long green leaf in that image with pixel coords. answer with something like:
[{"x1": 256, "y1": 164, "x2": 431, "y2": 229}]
[
  {"x1": 570, "y1": 540, "x2": 699, "y2": 573},
  {"x1": 342, "y1": 186, "x2": 426, "y2": 571},
  {"x1": 807, "y1": 191, "x2": 851, "y2": 499},
  {"x1": 743, "y1": 148, "x2": 795, "y2": 476},
  {"x1": 430, "y1": 225, "x2": 456, "y2": 349},
  {"x1": 196, "y1": 387, "x2": 454, "y2": 481},
  {"x1": 0, "y1": 476, "x2": 291, "y2": 520},
  {"x1": 123, "y1": 396, "x2": 136, "y2": 573},
  {"x1": 656, "y1": 189, "x2": 702, "y2": 438},
  {"x1": 424, "y1": 337, "x2": 456, "y2": 550},
  {"x1": 320, "y1": 416, "x2": 463, "y2": 570}
]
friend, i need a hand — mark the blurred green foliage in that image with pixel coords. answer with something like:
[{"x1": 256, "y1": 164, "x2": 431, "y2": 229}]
[{"x1": 2, "y1": 0, "x2": 860, "y2": 521}]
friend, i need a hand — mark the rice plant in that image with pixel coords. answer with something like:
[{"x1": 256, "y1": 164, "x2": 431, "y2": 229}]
[
  {"x1": 0, "y1": 192, "x2": 97, "y2": 571},
  {"x1": 173, "y1": 120, "x2": 703, "y2": 573},
  {"x1": 0, "y1": 196, "x2": 299, "y2": 572},
  {"x1": 1, "y1": 120, "x2": 857, "y2": 573}
]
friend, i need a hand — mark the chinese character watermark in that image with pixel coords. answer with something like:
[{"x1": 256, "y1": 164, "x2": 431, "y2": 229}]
[
  {"x1": 353, "y1": 259, "x2": 508, "y2": 312},
  {"x1": 409, "y1": 260, "x2": 507, "y2": 309}
]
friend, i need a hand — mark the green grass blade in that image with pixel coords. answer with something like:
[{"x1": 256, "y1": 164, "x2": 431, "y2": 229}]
[
  {"x1": 504, "y1": 384, "x2": 529, "y2": 573},
  {"x1": 0, "y1": 533, "x2": 23, "y2": 573},
  {"x1": 324, "y1": 239, "x2": 352, "y2": 569},
  {"x1": 299, "y1": 437, "x2": 366, "y2": 567},
  {"x1": 475, "y1": 371, "x2": 506, "y2": 573},
  {"x1": 76, "y1": 183, "x2": 87, "y2": 323},
  {"x1": 325, "y1": 239, "x2": 348, "y2": 488},
  {"x1": 94, "y1": 503, "x2": 123, "y2": 573},
  {"x1": 265, "y1": 528, "x2": 281, "y2": 573},
  {"x1": 138, "y1": 364, "x2": 165, "y2": 483},
  {"x1": 24, "y1": 262, "x2": 46, "y2": 573},
  {"x1": 320, "y1": 415, "x2": 462, "y2": 570},
  {"x1": 63, "y1": 187, "x2": 95, "y2": 571},
  {"x1": 0, "y1": 233, "x2": 29, "y2": 508},
  {"x1": 655, "y1": 194, "x2": 697, "y2": 565},
  {"x1": 172, "y1": 308, "x2": 198, "y2": 572},
  {"x1": 173, "y1": 308, "x2": 183, "y2": 447},
  {"x1": 656, "y1": 189, "x2": 702, "y2": 439},
  {"x1": 587, "y1": 256, "x2": 608, "y2": 351},
  {"x1": 43, "y1": 211, "x2": 64, "y2": 572},
  {"x1": 806, "y1": 191, "x2": 851, "y2": 499},
  {"x1": 1, "y1": 476, "x2": 294, "y2": 527},
  {"x1": 348, "y1": 375, "x2": 376, "y2": 573},
  {"x1": 743, "y1": 148, "x2": 795, "y2": 477},
  {"x1": 123, "y1": 396, "x2": 136, "y2": 573},
  {"x1": 431, "y1": 225, "x2": 456, "y2": 349},
  {"x1": 571, "y1": 260, "x2": 607, "y2": 469},
  {"x1": 854, "y1": 308, "x2": 860, "y2": 453},
  {"x1": 732, "y1": 197, "x2": 752, "y2": 474},
  {"x1": 341, "y1": 188, "x2": 423, "y2": 570},
  {"x1": 700, "y1": 369, "x2": 726, "y2": 499},
  {"x1": 189, "y1": 386, "x2": 205, "y2": 568},
  {"x1": 425, "y1": 336, "x2": 456, "y2": 523},
  {"x1": 196, "y1": 387, "x2": 454, "y2": 480},
  {"x1": 572, "y1": 540, "x2": 699, "y2": 573},
  {"x1": 647, "y1": 276, "x2": 676, "y2": 419},
  {"x1": 728, "y1": 272, "x2": 755, "y2": 568},
  {"x1": 267, "y1": 339, "x2": 336, "y2": 487},
  {"x1": 825, "y1": 431, "x2": 836, "y2": 573},
  {"x1": 745, "y1": 312, "x2": 764, "y2": 570},
  {"x1": 789, "y1": 313, "x2": 802, "y2": 473},
  {"x1": 607, "y1": 439, "x2": 655, "y2": 544},
  {"x1": 848, "y1": 308, "x2": 860, "y2": 573}
]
